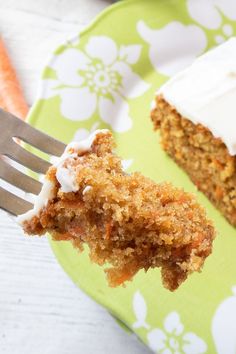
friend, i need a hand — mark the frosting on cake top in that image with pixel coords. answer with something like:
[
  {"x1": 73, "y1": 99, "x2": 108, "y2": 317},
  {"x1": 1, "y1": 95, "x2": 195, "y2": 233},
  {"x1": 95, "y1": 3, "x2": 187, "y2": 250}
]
[{"x1": 158, "y1": 37, "x2": 236, "y2": 156}]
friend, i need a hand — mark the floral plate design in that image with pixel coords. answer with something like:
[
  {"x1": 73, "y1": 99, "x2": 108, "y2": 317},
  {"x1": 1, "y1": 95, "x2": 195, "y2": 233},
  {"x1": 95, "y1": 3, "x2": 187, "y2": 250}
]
[{"x1": 28, "y1": 1, "x2": 236, "y2": 353}]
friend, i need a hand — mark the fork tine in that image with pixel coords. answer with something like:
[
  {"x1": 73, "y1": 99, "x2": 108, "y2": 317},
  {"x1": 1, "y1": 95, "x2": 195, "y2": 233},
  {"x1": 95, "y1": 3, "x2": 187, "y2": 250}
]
[
  {"x1": 0, "y1": 108, "x2": 66, "y2": 156},
  {"x1": 0, "y1": 186, "x2": 33, "y2": 216},
  {"x1": 0, "y1": 159, "x2": 42, "y2": 194},
  {"x1": 16, "y1": 123, "x2": 66, "y2": 157},
  {"x1": 6, "y1": 141, "x2": 51, "y2": 174}
]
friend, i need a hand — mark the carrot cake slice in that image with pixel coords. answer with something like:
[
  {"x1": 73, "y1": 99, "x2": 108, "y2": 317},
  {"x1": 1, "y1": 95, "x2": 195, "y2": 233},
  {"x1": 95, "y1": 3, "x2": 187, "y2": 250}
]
[
  {"x1": 151, "y1": 38, "x2": 236, "y2": 226},
  {"x1": 17, "y1": 130, "x2": 215, "y2": 291}
]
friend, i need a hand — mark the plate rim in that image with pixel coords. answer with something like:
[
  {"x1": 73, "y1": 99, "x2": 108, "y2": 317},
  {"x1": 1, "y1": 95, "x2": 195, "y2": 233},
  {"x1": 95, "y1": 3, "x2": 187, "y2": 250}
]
[{"x1": 25, "y1": 1, "x2": 235, "y2": 351}]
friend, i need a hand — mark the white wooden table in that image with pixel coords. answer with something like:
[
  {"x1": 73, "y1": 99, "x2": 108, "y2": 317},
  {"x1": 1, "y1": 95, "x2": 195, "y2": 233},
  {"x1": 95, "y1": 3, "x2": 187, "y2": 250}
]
[{"x1": 0, "y1": 1, "x2": 151, "y2": 353}]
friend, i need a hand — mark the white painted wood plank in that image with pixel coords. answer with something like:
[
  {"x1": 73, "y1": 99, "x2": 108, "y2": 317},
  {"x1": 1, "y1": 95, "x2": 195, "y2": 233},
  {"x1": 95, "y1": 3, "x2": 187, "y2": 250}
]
[
  {"x1": 0, "y1": 211, "x2": 150, "y2": 354},
  {"x1": 0, "y1": 0, "x2": 114, "y2": 105},
  {"x1": 0, "y1": 1, "x2": 151, "y2": 353}
]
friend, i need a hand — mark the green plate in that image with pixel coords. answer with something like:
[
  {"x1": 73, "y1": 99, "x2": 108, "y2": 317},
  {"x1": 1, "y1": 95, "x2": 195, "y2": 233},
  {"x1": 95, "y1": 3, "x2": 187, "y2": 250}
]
[{"x1": 28, "y1": 1, "x2": 236, "y2": 353}]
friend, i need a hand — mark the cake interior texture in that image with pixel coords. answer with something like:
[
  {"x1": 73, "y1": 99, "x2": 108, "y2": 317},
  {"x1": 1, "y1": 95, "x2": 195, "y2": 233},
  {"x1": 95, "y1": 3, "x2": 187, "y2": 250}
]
[
  {"x1": 151, "y1": 95, "x2": 236, "y2": 226},
  {"x1": 20, "y1": 131, "x2": 215, "y2": 291}
]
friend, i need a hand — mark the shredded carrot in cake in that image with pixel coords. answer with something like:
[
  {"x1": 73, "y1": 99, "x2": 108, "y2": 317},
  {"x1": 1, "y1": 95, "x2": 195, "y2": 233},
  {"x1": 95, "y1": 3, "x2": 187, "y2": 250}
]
[{"x1": 20, "y1": 131, "x2": 215, "y2": 291}]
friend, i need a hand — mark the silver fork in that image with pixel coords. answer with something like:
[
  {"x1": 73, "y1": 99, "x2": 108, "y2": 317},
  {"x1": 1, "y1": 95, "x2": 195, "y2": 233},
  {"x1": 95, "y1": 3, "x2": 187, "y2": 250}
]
[{"x1": 0, "y1": 108, "x2": 66, "y2": 216}]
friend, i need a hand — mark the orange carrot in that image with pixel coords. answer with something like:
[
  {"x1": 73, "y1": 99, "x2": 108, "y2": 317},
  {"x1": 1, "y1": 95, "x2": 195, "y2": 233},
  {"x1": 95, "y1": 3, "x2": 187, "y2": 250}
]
[
  {"x1": 0, "y1": 37, "x2": 28, "y2": 119},
  {"x1": 105, "y1": 221, "x2": 112, "y2": 240}
]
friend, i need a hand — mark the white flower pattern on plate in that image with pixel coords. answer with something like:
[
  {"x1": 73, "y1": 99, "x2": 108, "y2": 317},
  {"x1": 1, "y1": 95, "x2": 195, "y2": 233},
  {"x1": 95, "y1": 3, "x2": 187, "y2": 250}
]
[
  {"x1": 131, "y1": 292, "x2": 207, "y2": 354},
  {"x1": 212, "y1": 286, "x2": 236, "y2": 354},
  {"x1": 132, "y1": 291, "x2": 150, "y2": 330},
  {"x1": 147, "y1": 312, "x2": 207, "y2": 354},
  {"x1": 214, "y1": 24, "x2": 234, "y2": 44},
  {"x1": 137, "y1": 21, "x2": 207, "y2": 76},
  {"x1": 42, "y1": 36, "x2": 150, "y2": 132},
  {"x1": 187, "y1": 0, "x2": 236, "y2": 30}
]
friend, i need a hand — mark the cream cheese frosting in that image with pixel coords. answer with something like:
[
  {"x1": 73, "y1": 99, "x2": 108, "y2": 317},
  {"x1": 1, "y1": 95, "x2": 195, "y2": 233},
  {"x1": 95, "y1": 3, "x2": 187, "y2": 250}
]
[
  {"x1": 17, "y1": 129, "x2": 108, "y2": 224},
  {"x1": 157, "y1": 37, "x2": 236, "y2": 156},
  {"x1": 17, "y1": 179, "x2": 55, "y2": 224}
]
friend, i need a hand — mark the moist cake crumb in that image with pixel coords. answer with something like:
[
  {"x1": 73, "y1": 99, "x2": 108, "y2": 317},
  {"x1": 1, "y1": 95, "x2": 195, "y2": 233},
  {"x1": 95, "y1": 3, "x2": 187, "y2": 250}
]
[
  {"x1": 151, "y1": 39, "x2": 236, "y2": 226},
  {"x1": 19, "y1": 130, "x2": 215, "y2": 291},
  {"x1": 151, "y1": 95, "x2": 236, "y2": 226}
]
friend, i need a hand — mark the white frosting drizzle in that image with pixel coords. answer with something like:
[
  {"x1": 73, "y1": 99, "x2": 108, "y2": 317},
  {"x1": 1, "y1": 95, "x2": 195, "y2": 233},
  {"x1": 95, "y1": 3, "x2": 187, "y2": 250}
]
[
  {"x1": 56, "y1": 166, "x2": 78, "y2": 193},
  {"x1": 157, "y1": 38, "x2": 236, "y2": 156},
  {"x1": 17, "y1": 129, "x2": 108, "y2": 224},
  {"x1": 150, "y1": 99, "x2": 156, "y2": 110},
  {"x1": 82, "y1": 186, "x2": 92, "y2": 195},
  {"x1": 17, "y1": 179, "x2": 55, "y2": 224}
]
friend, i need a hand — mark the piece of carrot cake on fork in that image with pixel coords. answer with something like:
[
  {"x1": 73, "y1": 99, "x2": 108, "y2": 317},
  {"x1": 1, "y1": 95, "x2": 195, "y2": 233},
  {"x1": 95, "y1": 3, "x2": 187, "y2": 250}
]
[
  {"x1": 151, "y1": 38, "x2": 236, "y2": 226},
  {"x1": 18, "y1": 130, "x2": 215, "y2": 291}
]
